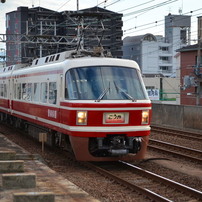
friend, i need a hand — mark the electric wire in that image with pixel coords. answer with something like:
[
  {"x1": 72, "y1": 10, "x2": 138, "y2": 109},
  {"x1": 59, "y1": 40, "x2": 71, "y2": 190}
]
[
  {"x1": 123, "y1": 0, "x2": 178, "y2": 17},
  {"x1": 118, "y1": 0, "x2": 155, "y2": 13},
  {"x1": 2, "y1": 1, "x2": 202, "y2": 63}
]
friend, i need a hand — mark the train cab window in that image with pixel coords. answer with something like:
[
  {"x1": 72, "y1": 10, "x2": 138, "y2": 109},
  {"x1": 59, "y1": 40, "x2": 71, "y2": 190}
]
[
  {"x1": 49, "y1": 82, "x2": 57, "y2": 104},
  {"x1": 45, "y1": 57, "x2": 49, "y2": 63},
  {"x1": 65, "y1": 66, "x2": 148, "y2": 100},
  {"x1": 41, "y1": 82, "x2": 48, "y2": 103},
  {"x1": 33, "y1": 83, "x2": 40, "y2": 102}
]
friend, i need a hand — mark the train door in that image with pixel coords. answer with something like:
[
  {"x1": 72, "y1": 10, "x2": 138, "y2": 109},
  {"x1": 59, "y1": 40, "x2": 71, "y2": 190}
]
[
  {"x1": 59, "y1": 74, "x2": 63, "y2": 125},
  {"x1": 8, "y1": 77, "x2": 15, "y2": 114},
  {"x1": 8, "y1": 79, "x2": 11, "y2": 113}
]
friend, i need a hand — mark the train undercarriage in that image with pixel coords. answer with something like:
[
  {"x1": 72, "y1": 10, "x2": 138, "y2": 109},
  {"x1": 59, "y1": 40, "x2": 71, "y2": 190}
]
[{"x1": 89, "y1": 135, "x2": 142, "y2": 157}]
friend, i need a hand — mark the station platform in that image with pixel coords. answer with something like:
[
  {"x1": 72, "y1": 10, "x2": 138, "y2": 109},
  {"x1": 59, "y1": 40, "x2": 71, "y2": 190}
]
[{"x1": 0, "y1": 134, "x2": 99, "y2": 202}]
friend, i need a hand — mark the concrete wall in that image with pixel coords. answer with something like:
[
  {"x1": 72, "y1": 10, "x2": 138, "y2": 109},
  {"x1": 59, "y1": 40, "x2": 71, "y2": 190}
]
[{"x1": 151, "y1": 103, "x2": 202, "y2": 131}]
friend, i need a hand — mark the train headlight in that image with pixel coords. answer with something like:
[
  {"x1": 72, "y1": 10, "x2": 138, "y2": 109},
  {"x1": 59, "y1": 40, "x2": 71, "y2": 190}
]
[
  {"x1": 77, "y1": 111, "x2": 87, "y2": 125},
  {"x1": 142, "y1": 110, "x2": 149, "y2": 124}
]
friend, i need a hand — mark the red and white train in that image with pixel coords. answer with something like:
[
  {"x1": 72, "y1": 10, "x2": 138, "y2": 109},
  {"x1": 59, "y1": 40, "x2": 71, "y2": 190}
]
[{"x1": 0, "y1": 50, "x2": 151, "y2": 161}]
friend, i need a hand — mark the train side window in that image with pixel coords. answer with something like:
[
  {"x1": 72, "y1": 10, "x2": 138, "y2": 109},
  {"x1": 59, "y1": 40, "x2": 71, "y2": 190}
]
[
  {"x1": 27, "y1": 83, "x2": 32, "y2": 101},
  {"x1": 49, "y1": 82, "x2": 57, "y2": 104},
  {"x1": 0, "y1": 84, "x2": 3, "y2": 97},
  {"x1": 4, "y1": 84, "x2": 7, "y2": 98},
  {"x1": 16, "y1": 83, "x2": 21, "y2": 100},
  {"x1": 21, "y1": 83, "x2": 32, "y2": 101},
  {"x1": 41, "y1": 82, "x2": 47, "y2": 103},
  {"x1": 33, "y1": 83, "x2": 40, "y2": 102},
  {"x1": 22, "y1": 83, "x2": 27, "y2": 100}
]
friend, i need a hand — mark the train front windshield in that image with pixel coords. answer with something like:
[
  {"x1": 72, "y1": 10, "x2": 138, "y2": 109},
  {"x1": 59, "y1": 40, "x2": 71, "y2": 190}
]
[{"x1": 65, "y1": 66, "x2": 148, "y2": 100}]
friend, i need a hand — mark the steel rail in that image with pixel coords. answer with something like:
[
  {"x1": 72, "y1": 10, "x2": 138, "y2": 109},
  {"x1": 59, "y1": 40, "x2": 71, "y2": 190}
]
[
  {"x1": 119, "y1": 161, "x2": 202, "y2": 200},
  {"x1": 151, "y1": 126, "x2": 202, "y2": 141},
  {"x1": 150, "y1": 139, "x2": 202, "y2": 155},
  {"x1": 148, "y1": 143, "x2": 202, "y2": 164},
  {"x1": 83, "y1": 161, "x2": 172, "y2": 202}
]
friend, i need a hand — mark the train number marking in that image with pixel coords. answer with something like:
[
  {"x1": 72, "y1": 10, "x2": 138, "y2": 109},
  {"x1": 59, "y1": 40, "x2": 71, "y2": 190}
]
[
  {"x1": 48, "y1": 109, "x2": 57, "y2": 119},
  {"x1": 105, "y1": 113, "x2": 125, "y2": 123}
]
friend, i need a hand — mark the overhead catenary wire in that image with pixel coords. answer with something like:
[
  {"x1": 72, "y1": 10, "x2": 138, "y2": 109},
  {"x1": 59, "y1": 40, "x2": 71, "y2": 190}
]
[
  {"x1": 123, "y1": 8, "x2": 202, "y2": 36},
  {"x1": 123, "y1": 0, "x2": 178, "y2": 17},
  {"x1": 118, "y1": 0, "x2": 155, "y2": 13},
  {"x1": 24, "y1": 0, "x2": 179, "y2": 37},
  {"x1": 2, "y1": 0, "x2": 202, "y2": 61}
]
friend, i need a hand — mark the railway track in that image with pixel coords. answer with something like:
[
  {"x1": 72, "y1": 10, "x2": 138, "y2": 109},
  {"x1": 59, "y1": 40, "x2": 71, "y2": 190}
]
[
  {"x1": 83, "y1": 161, "x2": 202, "y2": 202},
  {"x1": 151, "y1": 125, "x2": 202, "y2": 142},
  {"x1": 148, "y1": 139, "x2": 202, "y2": 164},
  {"x1": 1, "y1": 123, "x2": 202, "y2": 201}
]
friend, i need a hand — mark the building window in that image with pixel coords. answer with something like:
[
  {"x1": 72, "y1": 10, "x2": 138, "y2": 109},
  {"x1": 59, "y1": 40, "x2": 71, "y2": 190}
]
[
  {"x1": 159, "y1": 56, "x2": 169, "y2": 61},
  {"x1": 159, "y1": 66, "x2": 169, "y2": 71},
  {"x1": 195, "y1": 56, "x2": 202, "y2": 66},
  {"x1": 159, "y1": 46, "x2": 169, "y2": 51}
]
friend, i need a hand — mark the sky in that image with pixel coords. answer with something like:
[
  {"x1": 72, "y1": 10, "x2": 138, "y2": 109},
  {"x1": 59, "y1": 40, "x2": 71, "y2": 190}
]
[{"x1": 0, "y1": 0, "x2": 202, "y2": 51}]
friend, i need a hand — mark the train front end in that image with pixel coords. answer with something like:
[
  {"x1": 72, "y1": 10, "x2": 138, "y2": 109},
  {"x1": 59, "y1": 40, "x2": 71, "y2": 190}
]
[{"x1": 61, "y1": 57, "x2": 151, "y2": 161}]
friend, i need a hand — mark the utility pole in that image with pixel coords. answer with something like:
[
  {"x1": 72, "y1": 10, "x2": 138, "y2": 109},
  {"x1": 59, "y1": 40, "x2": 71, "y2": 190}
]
[
  {"x1": 195, "y1": 16, "x2": 202, "y2": 105},
  {"x1": 77, "y1": 0, "x2": 79, "y2": 11},
  {"x1": 40, "y1": 21, "x2": 43, "y2": 57},
  {"x1": 160, "y1": 77, "x2": 163, "y2": 100},
  {"x1": 196, "y1": 37, "x2": 202, "y2": 105}
]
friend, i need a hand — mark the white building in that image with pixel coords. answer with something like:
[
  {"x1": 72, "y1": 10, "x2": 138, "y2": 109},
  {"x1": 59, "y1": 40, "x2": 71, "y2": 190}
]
[{"x1": 122, "y1": 14, "x2": 191, "y2": 78}]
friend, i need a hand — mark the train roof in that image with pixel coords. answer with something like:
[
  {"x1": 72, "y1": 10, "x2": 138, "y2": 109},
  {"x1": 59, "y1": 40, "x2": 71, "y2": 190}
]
[{"x1": 0, "y1": 49, "x2": 140, "y2": 77}]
